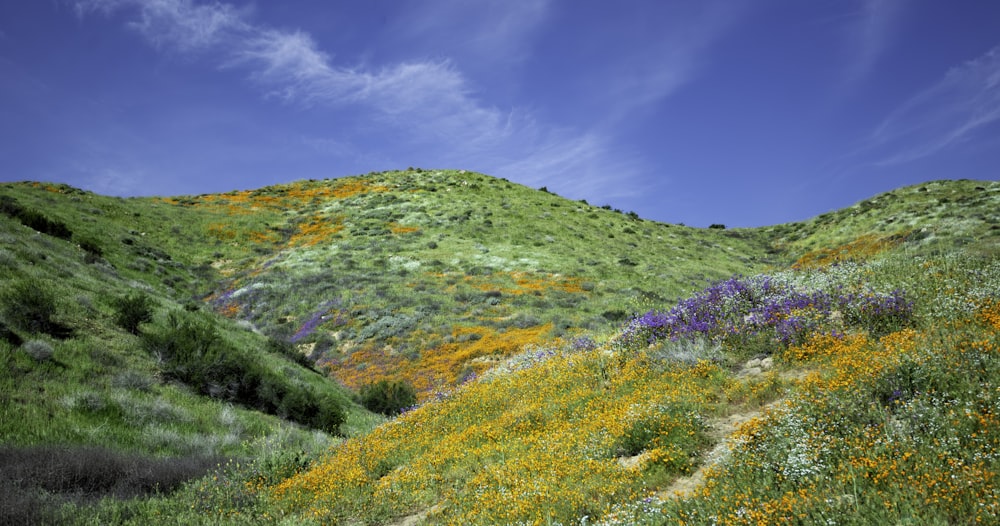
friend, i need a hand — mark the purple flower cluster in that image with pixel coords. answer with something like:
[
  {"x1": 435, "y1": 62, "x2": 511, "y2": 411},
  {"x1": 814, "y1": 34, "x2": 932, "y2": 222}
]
[
  {"x1": 570, "y1": 336, "x2": 598, "y2": 352},
  {"x1": 290, "y1": 299, "x2": 346, "y2": 343},
  {"x1": 618, "y1": 275, "x2": 913, "y2": 351}
]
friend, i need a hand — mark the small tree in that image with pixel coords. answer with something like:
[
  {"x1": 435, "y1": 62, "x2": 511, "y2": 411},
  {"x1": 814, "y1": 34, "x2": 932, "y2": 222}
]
[
  {"x1": 113, "y1": 292, "x2": 154, "y2": 335},
  {"x1": 360, "y1": 379, "x2": 417, "y2": 416}
]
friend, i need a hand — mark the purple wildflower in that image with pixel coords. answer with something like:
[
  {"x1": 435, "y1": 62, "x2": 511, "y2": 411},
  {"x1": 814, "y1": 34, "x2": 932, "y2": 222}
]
[
  {"x1": 617, "y1": 273, "x2": 914, "y2": 352},
  {"x1": 290, "y1": 299, "x2": 346, "y2": 343}
]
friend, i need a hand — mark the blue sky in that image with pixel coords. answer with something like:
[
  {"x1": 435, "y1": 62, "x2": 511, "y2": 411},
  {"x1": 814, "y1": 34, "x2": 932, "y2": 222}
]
[{"x1": 1, "y1": 1, "x2": 998, "y2": 227}]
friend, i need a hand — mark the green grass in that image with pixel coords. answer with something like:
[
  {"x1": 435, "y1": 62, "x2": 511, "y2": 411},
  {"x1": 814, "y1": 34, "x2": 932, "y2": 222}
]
[
  {"x1": 147, "y1": 170, "x2": 780, "y2": 394},
  {"x1": 0, "y1": 182, "x2": 379, "y2": 524},
  {"x1": 1, "y1": 173, "x2": 998, "y2": 524}
]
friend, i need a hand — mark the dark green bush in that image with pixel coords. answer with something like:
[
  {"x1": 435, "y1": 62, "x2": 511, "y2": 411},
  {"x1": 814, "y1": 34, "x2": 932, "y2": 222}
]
[
  {"x1": 1, "y1": 279, "x2": 65, "y2": 336},
  {"x1": 112, "y1": 291, "x2": 155, "y2": 334},
  {"x1": 76, "y1": 235, "x2": 103, "y2": 257},
  {"x1": 0, "y1": 320, "x2": 23, "y2": 346},
  {"x1": 141, "y1": 311, "x2": 344, "y2": 433},
  {"x1": 267, "y1": 337, "x2": 313, "y2": 368},
  {"x1": 142, "y1": 312, "x2": 219, "y2": 386},
  {"x1": 0, "y1": 444, "x2": 224, "y2": 524},
  {"x1": 360, "y1": 379, "x2": 417, "y2": 416},
  {"x1": 0, "y1": 195, "x2": 23, "y2": 217},
  {"x1": 17, "y1": 208, "x2": 72, "y2": 240}
]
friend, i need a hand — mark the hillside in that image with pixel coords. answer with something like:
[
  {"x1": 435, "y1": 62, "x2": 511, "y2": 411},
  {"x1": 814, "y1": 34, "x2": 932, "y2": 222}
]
[
  {"x1": 0, "y1": 180, "x2": 383, "y2": 524},
  {"x1": 764, "y1": 179, "x2": 1000, "y2": 266},
  {"x1": 1, "y1": 172, "x2": 999, "y2": 525},
  {"x1": 157, "y1": 170, "x2": 780, "y2": 395}
]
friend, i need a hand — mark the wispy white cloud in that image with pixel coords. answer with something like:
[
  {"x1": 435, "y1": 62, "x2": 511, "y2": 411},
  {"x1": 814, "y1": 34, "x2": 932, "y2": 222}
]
[
  {"x1": 232, "y1": 28, "x2": 518, "y2": 150},
  {"x1": 74, "y1": 0, "x2": 250, "y2": 52},
  {"x1": 864, "y1": 44, "x2": 1000, "y2": 165},
  {"x1": 70, "y1": 0, "x2": 734, "y2": 205},
  {"x1": 493, "y1": 130, "x2": 650, "y2": 202},
  {"x1": 233, "y1": 28, "x2": 364, "y2": 105},
  {"x1": 71, "y1": 0, "x2": 600, "y2": 190},
  {"x1": 600, "y1": 1, "x2": 747, "y2": 120},
  {"x1": 839, "y1": 0, "x2": 903, "y2": 90},
  {"x1": 387, "y1": 0, "x2": 551, "y2": 65},
  {"x1": 74, "y1": 0, "x2": 527, "y2": 146}
]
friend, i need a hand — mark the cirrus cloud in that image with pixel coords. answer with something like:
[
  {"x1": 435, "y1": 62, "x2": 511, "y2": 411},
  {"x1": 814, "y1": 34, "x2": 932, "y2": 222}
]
[{"x1": 867, "y1": 44, "x2": 1000, "y2": 166}]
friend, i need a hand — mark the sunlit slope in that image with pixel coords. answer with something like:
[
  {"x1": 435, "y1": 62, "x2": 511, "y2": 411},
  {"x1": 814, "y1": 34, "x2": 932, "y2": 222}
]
[
  {"x1": 762, "y1": 179, "x2": 1000, "y2": 267},
  {"x1": 270, "y1": 251, "x2": 1000, "y2": 525},
  {"x1": 5, "y1": 175, "x2": 997, "y2": 403},
  {"x1": 152, "y1": 169, "x2": 775, "y2": 395},
  {"x1": 3, "y1": 174, "x2": 999, "y2": 524},
  {"x1": 0, "y1": 181, "x2": 374, "y2": 463}
]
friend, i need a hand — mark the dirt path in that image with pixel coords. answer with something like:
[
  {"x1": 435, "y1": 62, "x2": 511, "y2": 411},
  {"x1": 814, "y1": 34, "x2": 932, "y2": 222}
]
[{"x1": 660, "y1": 361, "x2": 809, "y2": 500}]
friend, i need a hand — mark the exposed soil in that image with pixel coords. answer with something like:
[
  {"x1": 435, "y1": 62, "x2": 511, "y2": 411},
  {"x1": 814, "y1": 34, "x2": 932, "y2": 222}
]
[{"x1": 661, "y1": 360, "x2": 810, "y2": 500}]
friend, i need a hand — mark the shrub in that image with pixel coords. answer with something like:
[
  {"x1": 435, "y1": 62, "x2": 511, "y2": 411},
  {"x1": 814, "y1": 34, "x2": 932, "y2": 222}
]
[
  {"x1": 0, "y1": 195, "x2": 23, "y2": 217},
  {"x1": 20, "y1": 339, "x2": 53, "y2": 362},
  {"x1": 268, "y1": 337, "x2": 313, "y2": 368},
  {"x1": 76, "y1": 235, "x2": 103, "y2": 257},
  {"x1": 141, "y1": 311, "x2": 344, "y2": 433},
  {"x1": 111, "y1": 371, "x2": 154, "y2": 391},
  {"x1": 17, "y1": 208, "x2": 72, "y2": 240},
  {"x1": 358, "y1": 313, "x2": 420, "y2": 340},
  {"x1": 360, "y1": 379, "x2": 417, "y2": 416},
  {"x1": 112, "y1": 291, "x2": 155, "y2": 334},
  {"x1": 142, "y1": 312, "x2": 219, "y2": 385},
  {"x1": 1, "y1": 279, "x2": 62, "y2": 336},
  {"x1": 709, "y1": 223, "x2": 726, "y2": 229},
  {"x1": 0, "y1": 320, "x2": 23, "y2": 347},
  {"x1": 602, "y1": 310, "x2": 627, "y2": 322},
  {"x1": 0, "y1": 444, "x2": 223, "y2": 508}
]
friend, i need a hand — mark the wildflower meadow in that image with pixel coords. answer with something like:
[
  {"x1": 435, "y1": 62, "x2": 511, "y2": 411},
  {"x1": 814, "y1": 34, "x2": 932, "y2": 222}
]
[
  {"x1": 2, "y1": 175, "x2": 997, "y2": 525},
  {"x1": 265, "y1": 252, "x2": 1000, "y2": 525}
]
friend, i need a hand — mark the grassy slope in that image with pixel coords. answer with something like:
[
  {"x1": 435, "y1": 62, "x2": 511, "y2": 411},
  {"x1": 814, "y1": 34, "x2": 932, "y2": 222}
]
[
  {"x1": 169, "y1": 172, "x2": 999, "y2": 398},
  {"x1": 262, "y1": 179, "x2": 1000, "y2": 525},
  {"x1": 1, "y1": 175, "x2": 998, "y2": 524},
  {"x1": 0, "y1": 182, "x2": 382, "y2": 524},
  {"x1": 764, "y1": 179, "x2": 1000, "y2": 265},
  {"x1": 135, "y1": 169, "x2": 778, "y2": 395}
]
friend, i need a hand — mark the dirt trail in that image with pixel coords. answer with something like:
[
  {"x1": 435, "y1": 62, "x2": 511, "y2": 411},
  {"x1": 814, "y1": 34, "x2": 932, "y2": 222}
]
[{"x1": 660, "y1": 361, "x2": 809, "y2": 500}]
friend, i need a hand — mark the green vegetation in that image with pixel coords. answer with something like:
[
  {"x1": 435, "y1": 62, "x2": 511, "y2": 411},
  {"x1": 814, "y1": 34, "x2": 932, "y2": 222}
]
[
  {"x1": 1, "y1": 278, "x2": 67, "y2": 337},
  {"x1": 112, "y1": 291, "x2": 155, "y2": 335},
  {"x1": 0, "y1": 180, "x2": 377, "y2": 525},
  {"x1": 0, "y1": 194, "x2": 73, "y2": 240},
  {"x1": 360, "y1": 379, "x2": 418, "y2": 416},
  {"x1": 140, "y1": 310, "x2": 345, "y2": 432},
  {"x1": 0, "y1": 173, "x2": 997, "y2": 524}
]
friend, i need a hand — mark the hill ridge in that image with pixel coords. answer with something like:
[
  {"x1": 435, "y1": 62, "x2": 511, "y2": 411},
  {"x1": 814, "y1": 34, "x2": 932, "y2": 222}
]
[{"x1": 1, "y1": 172, "x2": 999, "y2": 524}]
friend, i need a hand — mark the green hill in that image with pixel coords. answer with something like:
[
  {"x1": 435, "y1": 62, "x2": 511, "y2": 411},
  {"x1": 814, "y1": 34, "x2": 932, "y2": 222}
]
[{"x1": 1, "y1": 172, "x2": 998, "y2": 524}]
